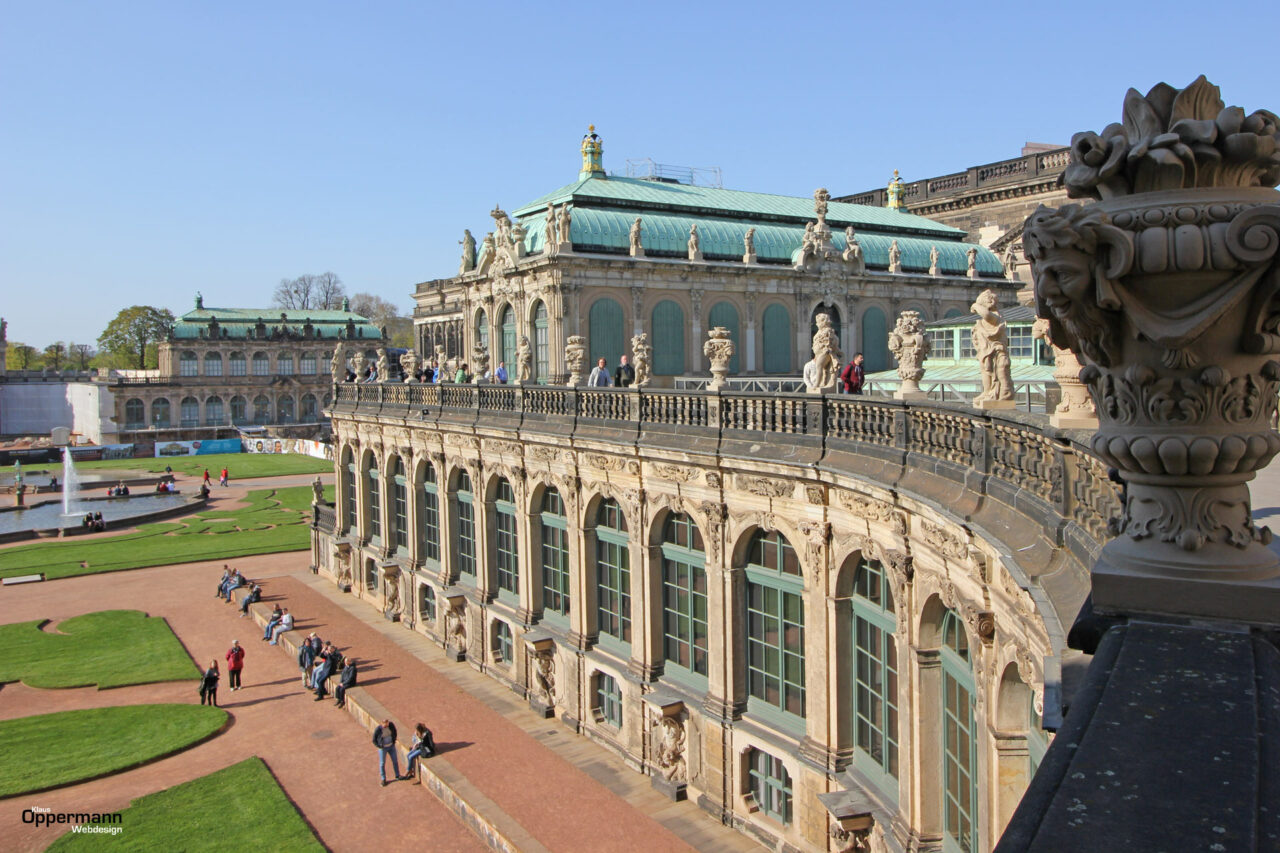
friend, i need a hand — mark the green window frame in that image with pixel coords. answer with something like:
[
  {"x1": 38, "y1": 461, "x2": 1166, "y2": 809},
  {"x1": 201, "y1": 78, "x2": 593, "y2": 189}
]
[
  {"x1": 495, "y1": 478, "x2": 519, "y2": 597},
  {"x1": 455, "y1": 471, "x2": 475, "y2": 580},
  {"x1": 391, "y1": 457, "x2": 408, "y2": 551},
  {"x1": 852, "y1": 559, "x2": 899, "y2": 785},
  {"x1": 343, "y1": 454, "x2": 357, "y2": 532},
  {"x1": 500, "y1": 305, "x2": 517, "y2": 368},
  {"x1": 595, "y1": 672, "x2": 622, "y2": 728},
  {"x1": 588, "y1": 297, "x2": 624, "y2": 370},
  {"x1": 540, "y1": 488, "x2": 569, "y2": 620},
  {"x1": 747, "y1": 748, "x2": 793, "y2": 825},
  {"x1": 662, "y1": 513, "x2": 708, "y2": 678},
  {"x1": 651, "y1": 299, "x2": 685, "y2": 376},
  {"x1": 762, "y1": 304, "x2": 791, "y2": 374},
  {"x1": 366, "y1": 458, "x2": 382, "y2": 541},
  {"x1": 495, "y1": 620, "x2": 512, "y2": 664},
  {"x1": 745, "y1": 530, "x2": 805, "y2": 720},
  {"x1": 533, "y1": 301, "x2": 549, "y2": 382},
  {"x1": 942, "y1": 609, "x2": 978, "y2": 853},
  {"x1": 418, "y1": 464, "x2": 440, "y2": 564},
  {"x1": 366, "y1": 560, "x2": 379, "y2": 592},
  {"x1": 595, "y1": 499, "x2": 631, "y2": 646}
]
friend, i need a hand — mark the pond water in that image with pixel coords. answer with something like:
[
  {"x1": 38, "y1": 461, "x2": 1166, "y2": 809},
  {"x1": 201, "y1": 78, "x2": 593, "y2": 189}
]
[
  {"x1": 0, "y1": 494, "x2": 192, "y2": 535},
  {"x1": 0, "y1": 470, "x2": 139, "y2": 489}
]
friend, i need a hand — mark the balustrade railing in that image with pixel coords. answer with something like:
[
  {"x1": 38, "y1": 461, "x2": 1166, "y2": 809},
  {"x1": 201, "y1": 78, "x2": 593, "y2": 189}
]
[
  {"x1": 722, "y1": 394, "x2": 807, "y2": 433},
  {"x1": 639, "y1": 390, "x2": 709, "y2": 427}
]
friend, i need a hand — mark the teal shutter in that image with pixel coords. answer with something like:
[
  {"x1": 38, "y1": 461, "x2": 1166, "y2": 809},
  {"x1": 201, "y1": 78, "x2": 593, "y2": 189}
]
[
  {"x1": 707, "y1": 301, "x2": 740, "y2": 375},
  {"x1": 861, "y1": 307, "x2": 889, "y2": 372},
  {"x1": 762, "y1": 304, "x2": 791, "y2": 374},
  {"x1": 501, "y1": 306, "x2": 516, "y2": 367},
  {"x1": 533, "y1": 301, "x2": 549, "y2": 381},
  {"x1": 588, "y1": 297, "x2": 624, "y2": 368},
  {"x1": 652, "y1": 299, "x2": 685, "y2": 376}
]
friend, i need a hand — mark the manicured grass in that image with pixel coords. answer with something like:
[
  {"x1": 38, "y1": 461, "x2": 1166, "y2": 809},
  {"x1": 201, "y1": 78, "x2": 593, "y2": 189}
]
[
  {"x1": 47, "y1": 757, "x2": 323, "y2": 852},
  {"x1": 0, "y1": 704, "x2": 227, "y2": 797},
  {"x1": 0, "y1": 485, "x2": 333, "y2": 580},
  {"x1": 4, "y1": 452, "x2": 332, "y2": 479},
  {"x1": 0, "y1": 610, "x2": 199, "y2": 689}
]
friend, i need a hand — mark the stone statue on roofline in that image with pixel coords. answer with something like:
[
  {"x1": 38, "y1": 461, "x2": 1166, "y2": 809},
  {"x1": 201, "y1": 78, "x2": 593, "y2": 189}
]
[
  {"x1": 967, "y1": 246, "x2": 979, "y2": 278},
  {"x1": 330, "y1": 342, "x2": 347, "y2": 382},
  {"x1": 630, "y1": 217, "x2": 644, "y2": 257},
  {"x1": 544, "y1": 204, "x2": 558, "y2": 254},
  {"x1": 814, "y1": 187, "x2": 830, "y2": 223},
  {"x1": 970, "y1": 289, "x2": 1014, "y2": 409},
  {"x1": 802, "y1": 312, "x2": 842, "y2": 393},
  {"x1": 843, "y1": 226, "x2": 864, "y2": 272},
  {"x1": 888, "y1": 239, "x2": 902, "y2": 273},
  {"x1": 556, "y1": 205, "x2": 573, "y2": 251},
  {"x1": 631, "y1": 333, "x2": 652, "y2": 388},
  {"x1": 743, "y1": 227, "x2": 757, "y2": 264},
  {"x1": 459, "y1": 229, "x2": 477, "y2": 274},
  {"x1": 929, "y1": 245, "x2": 940, "y2": 276},
  {"x1": 886, "y1": 169, "x2": 905, "y2": 209},
  {"x1": 687, "y1": 224, "x2": 702, "y2": 260},
  {"x1": 888, "y1": 310, "x2": 930, "y2": 400}
]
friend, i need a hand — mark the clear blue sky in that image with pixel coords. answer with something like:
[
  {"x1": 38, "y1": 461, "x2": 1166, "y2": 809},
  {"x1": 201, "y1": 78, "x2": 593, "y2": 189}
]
[{"x1": 1, "y1": 0, "x2": 1273, "y2": 349}]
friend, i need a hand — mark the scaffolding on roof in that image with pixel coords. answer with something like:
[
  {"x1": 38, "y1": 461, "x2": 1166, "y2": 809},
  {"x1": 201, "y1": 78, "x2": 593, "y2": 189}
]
[{"x1": 624, "y1": 158, "x2": 722, "y2": 188}]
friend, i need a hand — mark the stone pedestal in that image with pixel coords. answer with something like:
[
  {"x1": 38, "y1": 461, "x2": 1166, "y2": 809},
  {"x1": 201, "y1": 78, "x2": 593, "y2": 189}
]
[
  {"x1": 742, "y1": 251, "x2": 756, "y2": 264},
  {"x1": 894, "y1": 386, "x2": 928, "y2": 401},
  {"x1": 651, "y1": 775, "x2": 687, "y2": 801},
  {"x1": 529, "y1": 697, "x2": 555, "y2": 719},
  {"x1": 556, "y1": 241, "x2": 573, "y2": 254},
  {"x1": 688, "y1": 249, "x2": 703, "y2": 261},
  {"x1": 973, "y1": 397, "x2": 1015, "y2": 411}
]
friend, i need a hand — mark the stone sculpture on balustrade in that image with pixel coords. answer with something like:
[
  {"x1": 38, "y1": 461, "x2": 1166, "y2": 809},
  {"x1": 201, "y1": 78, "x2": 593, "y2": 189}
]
[
  {"x1": 471, "y1": 341, "x2": 490, "y2": 384},
  {"x1": 631, "y1": 333, "x2": 652, "y2": 388},
  {"x1": 351, "y1": 350, "x2": 367, "y2": 381},
  {"x1": 802, "y1": 312, "x2": 842, "y2": 393},
  {"x1": 1031, "y1": 315, "x2": 1097, "y2": 429},
  {"x1": 970, "y1": 289, "x2": 1015, "y2": 409},
  {"x1": 967, "y1": 246, "x2": 979, "y2": 278},
  {"x1": 515, "y1": 335, "x2": 533, "y2": 383},
  {"x1": 887, "y1": 310, "x2": 930, "y2": 400},
  {"x1": 399, "y1": 349, "x2": 419, "y2": 381},
  {"x1": 330, "y1": 343, "x2": 347, "y2": 382},
  {"x1": 843, "y1": 226, "x2": 865, "y2": 272},
  {"x1": 375, "y1": 348, "x2": 391, "y2": 382},
  {"x1": 1023, "y1": 75, "x2": 1280, "y2": 622},
  {"x1": 703, "y1": 327, "x2": 735, "y2": 390},
  {"x1": 564, "y1": 335, "x2": 587, "y2": 386},
  {"x1": 459, "y1": 229, "x2": 476, "y2": 274}
]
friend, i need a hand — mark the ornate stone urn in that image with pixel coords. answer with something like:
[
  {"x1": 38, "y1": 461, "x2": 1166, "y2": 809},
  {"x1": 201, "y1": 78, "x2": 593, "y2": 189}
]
[
  {"x1": 564, "y1": 335, "x2": 586, "y2": 386},
  {"x1": 703, "y1": 326, "x2": 734, "y2": 390},
  {"x1": 1024, "y1": 76, "x2": 1280, "y2": 622}
]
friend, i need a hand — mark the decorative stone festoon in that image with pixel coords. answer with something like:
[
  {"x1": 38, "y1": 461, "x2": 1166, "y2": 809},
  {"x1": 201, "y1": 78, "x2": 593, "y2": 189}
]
[
  {"x1": 703, "y1": 326, "x2": 734, "y2": 390},
  {"x1": 1024, "y1": 75, "x2": 1280, "y2": 624},
  {"x1": 971, "y1": 289, "x2": 1016, "y2": 409},
  {"x1": 564, "y1": 335, "x2": 587, "y2": 386},
  {"x1": 631, "y1": 333, "x2": 653, "y2": 388},
  {"x1": 887, "y1": 309, "x2": 930, "y2": 400}
]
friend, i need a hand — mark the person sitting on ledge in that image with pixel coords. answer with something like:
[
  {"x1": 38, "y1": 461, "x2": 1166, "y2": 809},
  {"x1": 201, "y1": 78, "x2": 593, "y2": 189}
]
[
  {"x1": 82, "y1": 513, "x2": 93, "y2": 528},
  {"x1": 92, "y1": 512, "x2": 105, "y2": 532},
  {"x1": 268, "y1": 609, "x2": 293, "y2": 645},
  {"x1": 239, "y1": 582, "x2": 261, "y2": 617},
  {"x1": 403, "y1": 722, "x2": 435, "y2": 782},
  {"x1": 333, "y1": 656, "x2": 357, "y2": 708},
  {"x1": 311, "y1": 642, "x2": 340, "y2": 696},
  {"x1": 261, "y1": 604, "x2": 283, "y2": 640},
  {"x1": 198, "y1": 483, "x2": 210, "y2": 500}
]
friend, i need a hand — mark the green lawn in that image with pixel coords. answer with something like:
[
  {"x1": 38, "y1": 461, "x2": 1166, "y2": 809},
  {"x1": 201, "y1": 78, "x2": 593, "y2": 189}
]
[
  {"x1": 0, "y1": 704, "x2": 227, "y2": 797},
  {"x1": 47, "y1": 757, "x2": 323, "y2": 852},
  {"x1": 0, "y1": 485, "x2": 332, "y2": 580},
  {"x1": 4, "y1": 451, "x2": 332, "y2": 480},
  {"x1": 0, "y1": 610, "x2": 199, "y2": 689}
]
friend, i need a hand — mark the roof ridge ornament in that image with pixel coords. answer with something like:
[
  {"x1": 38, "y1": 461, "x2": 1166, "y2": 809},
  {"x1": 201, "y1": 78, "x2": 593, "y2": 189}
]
[
  {"x1": 886, "y1": 170, "x2": 905, "y2": 209},
  {"x1": 580, "y1": 125, "x2": 604, "y2": 180}
]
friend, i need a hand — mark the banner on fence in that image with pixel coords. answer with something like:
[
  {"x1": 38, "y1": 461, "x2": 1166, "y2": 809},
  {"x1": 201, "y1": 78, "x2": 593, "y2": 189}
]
[
  {"x1": 154, "y1": 438, "x2": 242, "y2": 457},
  {"x1": 240, "y1": 436, "x2": 332, "y2": 459},
  {"x1": 68, "y1": 443, "x2": 136, "y2": 461}
]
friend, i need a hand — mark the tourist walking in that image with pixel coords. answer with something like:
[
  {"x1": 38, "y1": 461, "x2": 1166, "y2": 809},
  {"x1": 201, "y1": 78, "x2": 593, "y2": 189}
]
[
  {"x1": 199, "y1": 660, "x2": 219, "y2": 706},
  {"x1": 219, "y1": 467, "x2": 229, "y2": 487},
  {"x1": 588, "y1": 357, "x2": 612, "y2": 386},
  {"x1": 202, "y1": 468, "x2": 211, "y2": 486},
  {"x1": 373, "y1": 718, "x2": 399, "y2": 786},
  {"x1": 334, "y1": 657, "x2": 357, "y2": 708},
  {"x1": 614, "y1": 355, "x2": 634, "y2": 388},
  {"x1": 840, "y1": 353, "x2": 865, "y2": 394},
  {"x1": 225, "y1": 640, "x2": 245, "y2": 691}
]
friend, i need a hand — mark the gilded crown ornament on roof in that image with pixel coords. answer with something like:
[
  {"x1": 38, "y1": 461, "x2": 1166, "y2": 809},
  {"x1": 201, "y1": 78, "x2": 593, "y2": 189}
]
[
  {"x1": 580, "y1": 125, "x2": 604, "y2": 179},
  {"x1": 886, "y1": 169, "x2": 905, "y2": 209}
]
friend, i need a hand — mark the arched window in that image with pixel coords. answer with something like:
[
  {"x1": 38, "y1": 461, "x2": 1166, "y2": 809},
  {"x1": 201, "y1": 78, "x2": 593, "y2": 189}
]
[
  {"x1": 390, "y1": 457, "x2": 408, "y2": 552},
  {"x1": 540, "y1": 488, "x2": 569, "y2": 621},
  {"x1": 500, "y1": 305, "x2": 516, "y2": 368},
  {"x1": 494, "y1": 620, "x2": 513, "y2": 665},
  {"x1": 277, "y1": 395, "x2": 295, "y2": 424},
  {"x1": 941, "y1": 608, "x2": 977, "y2": 853},
  {"x1": 454, "y1": 470, "x2": 475, "y2": 580},
  {"x1": 476, "y1": 309, "x2": 489, "y2": 355},
  {"x1": 229, "y1": 351, "x2": 246, "y2": 377},
  {"x1": 342, "y1": 449, "x2": 357, "y2": 532},
  {"x1": 252, "y1": 394, "x2": 271, "y2": 425},
  {"x1": 747, "y1": 749, "x2": 793, "y2": 825},
  {"x1": 277, "y1": 353, "x2": 294, "y2": 375},
  {"x1": 762, "y1": 304, "x2": 791, "y2": 373},
  {"x1": 124, "y1": 398, "x2": 145, "y2": 429},
  {"x1": 595, "y1": 498, "x2": 630, "y2": 645},
  {"x1": 365, "y1": 455, "x2": 382, "y2": 542},
  {"x1": 594, "y1": 671, "x2": 622, "y2": 728},
  {"x1": 532, "y1": 301, "x2": 549, "y2": 382},
  {"x1": 588, "y1": 297, "x2": 624, "y2": 369},
  {"x1": 204, "y1": 396, "x2": 222, "y2": 427},
  {"x1": 861, "y1": 307, "x2": 889, "y2": 373},
  {"x1": 419, "y1": 584, "x2": 436, "y2": 623},
  {"x1": 744, "y1": 530, "x2": 804, "y2": 718},
  {"x1": 252, "y1": 352, "x2": 269, "y2": 376},
  {"x1": 180, "y1": 396, "x2": 200, "y2": 427},
  {"x1": 300, "y1": 352, "x2": 317, "y2": 374},
  {"x1": 300, "y1": 393, "x2": 318, "y2": 422},
  {"x1": 651, "y1": 299, "x2": 685, "y2": 375},
  {"x1": 179, "y1": 350, "x2": 198, "y2": 377},
  {"x1": 417, "y1": 462, "x2": 440, "y2": 564},
  {"x1": 152, "y1": 398, "x2": 171, "y2": 428},
  {"x1": 230, "y1": 395, "x2": 248, "y2": 426},
  {"x1": 204, "y1": 351, "x2": 222, "y2": 377},
  {"x1": 662, "y1": 513, "x2": 708, "y2": 677},
  {"x1": 707, "y1": 302, "x2": 740, "y2": 375},
  {"x1": 495, "y1": 478, "x2": 519, "y2": 597},
  {"x1": 852, "y1": 558, "x2": 898, "y2": 786}
]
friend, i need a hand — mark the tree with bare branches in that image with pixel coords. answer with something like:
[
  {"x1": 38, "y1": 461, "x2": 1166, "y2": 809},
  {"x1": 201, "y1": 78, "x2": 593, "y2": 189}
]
[{"x1": 274, "y1": 272, "x2": 347, "y2": 310}]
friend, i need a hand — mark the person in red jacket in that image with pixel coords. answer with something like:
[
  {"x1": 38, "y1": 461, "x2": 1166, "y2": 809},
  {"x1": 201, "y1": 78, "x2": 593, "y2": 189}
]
[
  {"x1": 225, "y1": 640, "x2": 245, "y2": 691},
  {"x1": 840, "y1": 353, "x2": 865, "y2": 394}
]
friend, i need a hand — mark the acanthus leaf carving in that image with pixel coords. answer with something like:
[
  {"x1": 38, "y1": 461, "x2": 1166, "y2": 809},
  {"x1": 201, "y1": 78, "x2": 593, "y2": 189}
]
[{"x1": 735, "y1": 474, "x2": 793, "y2": 498}]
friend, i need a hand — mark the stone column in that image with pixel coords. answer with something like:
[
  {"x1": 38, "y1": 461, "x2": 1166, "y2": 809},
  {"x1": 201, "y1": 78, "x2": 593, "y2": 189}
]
[{"x1": 1023, "y1": 76, "x2": 1280, "y2": 623}]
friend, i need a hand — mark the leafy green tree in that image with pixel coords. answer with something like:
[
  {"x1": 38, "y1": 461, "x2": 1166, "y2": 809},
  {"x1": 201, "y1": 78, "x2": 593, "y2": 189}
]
[
  {"x1": 97, "y1": 306, "x2": 175, "y2": 370},
  {"x1": 6, "y1": 342, "x2": 40, "y2": 371},
  {"x1": 43, "y1": 342, "x2": 66, "y2": 371}
]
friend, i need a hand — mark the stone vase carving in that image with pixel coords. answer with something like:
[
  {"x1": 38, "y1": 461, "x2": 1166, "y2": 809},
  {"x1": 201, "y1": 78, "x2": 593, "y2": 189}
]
[
  {"x1": 471, "y1": 342, "x2": 489, "y2": 384},
  {"x1": 399, "y1": 349, "x2": 420, "y2": 380},
  {"x1": 803, "y1": 312, "x2": 842, "y2": 393},
  {"x1": 1024, "y1": 76, "x2": 1280, "y2": 622},
  {"x1": 703, "y1": 326, "x2": 734, "y2": 390},
  {"x1": 888, "y1": 310, "x2": 930, "y2": 400},
  {"x1": 564, "y1": 335, "x2": 587, "y2": 386},
  {"x1": 351, "y1": 351, "x2": 367, "y2": 381},
  {"x1": 631, "y1": 333, "x2": 652, "y2": 388}
]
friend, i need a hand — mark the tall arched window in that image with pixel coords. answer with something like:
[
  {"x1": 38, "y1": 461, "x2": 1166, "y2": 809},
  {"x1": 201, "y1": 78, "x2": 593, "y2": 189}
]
[
  {"x1": 300, "y1": 393, "x2": 318, "y2": 422},
  {"x1": 152, "y1": 398, "x2": 171, "y2": 428},
  {"x1": 707, "y1": 302, "x2": 740, "y2": 375},
  {"x1": 277, "y1": 353, "x2": 294, "y2": 375},
  {"x1": 204, "y1": 351, "x2": 222, "y2": 376},
  {"x1": 230, "y1": 395, "x2": 248, "y2": 426},
  {"x1": 125, "y1": 398, "x2": 145, "y2": 429},
  {"x1": 180, "y1": 396, "x2": 200, "y2": 427},
  {"x1": 300, "y1": 352, "x2": 317, "y2": 374},
  {"x1": 941, "y1": 609, "x2": 977, "y2": 853},
  {"x1": 277, "y1": 395, "x2": 295, "y2": 423},
  {"x1": 365, "y1": 456, "x2": 382, "y2": 542},
  {"x1": 762, "y1": 304, "x2": 791, "y2": 373},
  {"x1": 662, "y1": 513, "x2": 708, "y2": 677},
  {"x1": 540, "y1": 488, "x2": 569, "y2": 620},
  {"x1": 204, "y1": 396, "x2": 223, "y2": 426},
  {"x1": 389, "y1": 457, "x2": 408, "y2": 552},
  {"x1": 229, "y1": 352, "x2": 246, "y2": 377},
  {"x1": 588, "y1": 297, "x2": 624, "y2": 369},
  {"x1": 532, "y1": 300, "x2": 549, "y2": 382},
  {"x1": 252, "y1": 352, "x2": 270, "y2": 376},
  {"x1": 476, "y1": 309, "x2": 489, "y2": 356},
  {"x1": 252, "y1": 394, "x2": 271, "y2": 424},
  {"x1": 744, "y1": 530, "x2": 804, "y2": 719},
  {"x1": 595, "y1": 498, "x2": 630, "y2": 646},
  {"x1": 342, "y1": 449, "x2": 357, "y2": 532},
  {"x1": 861, "y1": 307, "x2": 890, "y2": 373},
  {"x1": 495, "y1": 478, "x2": 519, "y2": 597},
  {"x1": 651, "y1": 300, "x2": 685, "y2": 375},
  {"x1": 417, "y1": 462, "x2": 440, "y2": 565},
  {"x1": 454, "y1": 471, "x2": 475, "y2": 580},
  {"x1": 852, "y1": 558, "x2": 898, "y2": 787},
  {"x1": 179, "y1": 351, "x2": 198, "y2": 377},
  {"x1": 500, "y1": 305, "x2": 516, "y2": 368}
]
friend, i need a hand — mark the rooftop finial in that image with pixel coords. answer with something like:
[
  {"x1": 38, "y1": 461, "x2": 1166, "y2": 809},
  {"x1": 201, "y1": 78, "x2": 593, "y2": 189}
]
[
  {"x1": 195, "y1": 291, "x2": 203, "y2": 309},
  {"x1": 886, "y1": 169, "x2": 905, "y2": 209},
  {"x1": 580, "y1": 125, "x2": 604, "y2": 180},
  {"x1": 342, "y1": 296, "x2": 350, "y2": 312}
]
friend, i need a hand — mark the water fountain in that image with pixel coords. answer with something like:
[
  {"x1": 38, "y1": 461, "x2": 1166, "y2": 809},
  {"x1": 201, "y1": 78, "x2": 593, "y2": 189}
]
[{"x1": 61, "y1": 447, "x2": 81, "y2": 517}]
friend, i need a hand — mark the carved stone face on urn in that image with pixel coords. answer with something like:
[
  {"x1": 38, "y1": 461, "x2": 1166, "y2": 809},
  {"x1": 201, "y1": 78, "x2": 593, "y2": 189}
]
[{"x1": 1024, "y1": 75, "x2": 1280, "y2": 623}]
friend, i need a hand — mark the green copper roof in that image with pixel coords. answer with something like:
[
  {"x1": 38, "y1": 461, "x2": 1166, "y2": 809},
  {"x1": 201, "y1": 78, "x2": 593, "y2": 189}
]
[
  {"x1": 171, "y1": 307, "x2": 383, "y2": 341},
  {"x1": 513, "y1": 176, "x2": 965, "y2": 239}
]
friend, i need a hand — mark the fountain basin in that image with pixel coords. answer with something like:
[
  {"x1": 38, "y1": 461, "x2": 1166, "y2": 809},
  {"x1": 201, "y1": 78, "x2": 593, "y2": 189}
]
[{"x1": 0, "y1": 493, "x2": 205, "y2": 543}]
